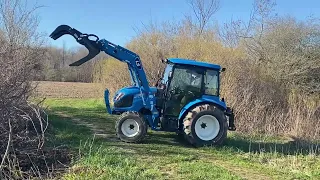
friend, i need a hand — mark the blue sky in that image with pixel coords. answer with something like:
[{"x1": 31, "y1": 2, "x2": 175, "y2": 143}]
[{"x1": 31, "y1": 0, "x2": 319, "y2": 48}]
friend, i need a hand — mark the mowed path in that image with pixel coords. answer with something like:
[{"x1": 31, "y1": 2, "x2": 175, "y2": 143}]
[{"x1": 54, "y1": 106, "x2": 272, "y2": 180}]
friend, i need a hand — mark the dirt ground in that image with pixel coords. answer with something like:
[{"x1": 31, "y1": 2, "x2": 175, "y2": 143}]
[{"x1": 32, "y1": 81, "x2": 106, "y2": 98}]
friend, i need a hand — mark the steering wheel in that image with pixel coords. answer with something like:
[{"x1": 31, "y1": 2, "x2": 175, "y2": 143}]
[
  {"x1": 169, "y1": 86, "x2": 183, "y2": 94},
  {"x1": 171, "y1": 86, "x2": 196, "y2": 99},
  {"x1": 186, "y1": 90, "x2": 195, "y2": 96}
]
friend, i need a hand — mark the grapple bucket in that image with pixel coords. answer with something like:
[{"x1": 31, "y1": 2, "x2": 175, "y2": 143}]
[{"x1": 50, "y1": 25, "x2": 102, "y2": 66}]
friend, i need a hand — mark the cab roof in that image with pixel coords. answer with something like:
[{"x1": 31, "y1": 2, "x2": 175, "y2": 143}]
[{"x1": 167, "y1": 58, "x2": 221, "y2": 70}]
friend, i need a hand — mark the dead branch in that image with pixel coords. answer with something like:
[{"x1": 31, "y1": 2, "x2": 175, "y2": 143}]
[
  {"x1": 188, "y1": 0, "x2": 220, "y2": 35},
  {"x1": 0, "y1": 118, "x2": 12, "y2": 177}
]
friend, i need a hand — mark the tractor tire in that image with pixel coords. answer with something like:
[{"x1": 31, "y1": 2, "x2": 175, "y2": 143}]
[
  {"x1": 182, "y1": 104, "x2": 228, "y2": 147},
  {"x1": 115, "y1": 111, "x2": 147, "y2": 143}
]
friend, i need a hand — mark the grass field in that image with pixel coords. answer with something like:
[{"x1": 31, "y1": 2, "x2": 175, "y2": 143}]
[
  {"x1": 37, "y1": 82, "x2": 320, "y2": 180},
  {"x1": 32, "y1": 81, "x2": 106, "y2": 98}
]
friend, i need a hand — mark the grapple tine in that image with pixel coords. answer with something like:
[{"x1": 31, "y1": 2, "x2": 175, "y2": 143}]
[
  {"x1": 49, "y1": 25, "x2": 73, "y2": 40},
  {"x1": 69, "y1": 46, "x2": 100, "y2": 66}
]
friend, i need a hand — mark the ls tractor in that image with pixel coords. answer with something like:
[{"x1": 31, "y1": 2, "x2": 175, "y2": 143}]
[{"x1": 50, "y1": 25, "x2": 236, "y2": 147}]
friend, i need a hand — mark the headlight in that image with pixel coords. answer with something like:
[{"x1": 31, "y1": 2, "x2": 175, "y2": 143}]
[{"x1": 115, "y1": 92, "x2": 124, "y2": 101}]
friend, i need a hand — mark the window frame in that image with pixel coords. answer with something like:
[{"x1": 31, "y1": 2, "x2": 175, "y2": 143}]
[
  {"x1": 165, "y1": 64, "x2": 221, "y2": 98},
  {"x1": 203, "y1": 69, "x2": 220, "y2": 97},
  {"x1": 161, "y1": 63, "x2": 174, "y2": 85}
]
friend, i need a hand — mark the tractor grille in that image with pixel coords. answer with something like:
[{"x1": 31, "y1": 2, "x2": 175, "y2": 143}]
[{"x1": 114, "y1": 95, "x2": 134, "y2": 108}]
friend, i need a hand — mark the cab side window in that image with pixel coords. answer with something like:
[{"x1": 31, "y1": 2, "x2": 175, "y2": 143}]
[{"x1": 204, "y1": 70, "x2": 219, "y2": 96}]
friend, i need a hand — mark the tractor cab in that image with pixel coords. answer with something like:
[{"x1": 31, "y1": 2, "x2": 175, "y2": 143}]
[{"x1": 155, "y1": 58, "x2": 228, "y2": 132}]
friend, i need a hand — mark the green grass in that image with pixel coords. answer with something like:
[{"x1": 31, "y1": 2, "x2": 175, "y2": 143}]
[{"x1": 44, "y1": 98, "x2": 320, "y2": 180}]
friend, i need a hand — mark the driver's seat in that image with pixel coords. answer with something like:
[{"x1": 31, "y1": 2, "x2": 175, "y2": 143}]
[{"x1": 180, "y1": 86, "x2": 202, "y2": 107}]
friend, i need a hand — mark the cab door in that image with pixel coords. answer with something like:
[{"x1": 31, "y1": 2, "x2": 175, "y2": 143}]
[{"x1": 164, "y1": 65, "x2": 204, "y2": 117}]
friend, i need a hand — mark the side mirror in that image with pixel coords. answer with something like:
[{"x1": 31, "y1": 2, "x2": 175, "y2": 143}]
[
  {"x1": 221, "y1": 68, "x2": 226, "y2": 72},
  {"x1": 161, "y1": 58, "x2": 168, "y2": 63},
  {"x1": 168, "y1": 71, "x2": 173, "y2": 78}
]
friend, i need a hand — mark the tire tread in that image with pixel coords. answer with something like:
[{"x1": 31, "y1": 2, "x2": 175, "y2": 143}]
[
  {"x1": 183, "y1": 104, "x2": 228, "y2": 147},
  {"x1": 115, "y1": 111, "x2": 147, "y2": 143}
]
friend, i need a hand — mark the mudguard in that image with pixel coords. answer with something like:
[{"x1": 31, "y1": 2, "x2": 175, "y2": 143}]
[
  {"x1": 50, "y1": 25, "x2": 102, "y2": 66},
  {"x1": 179, "y1": 96, "x2": 236, "y2": 131},
  {"x1": 178, "y1": 95, "x2": 227, "y2": 120}
]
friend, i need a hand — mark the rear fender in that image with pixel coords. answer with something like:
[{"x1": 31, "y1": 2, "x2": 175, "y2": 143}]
[{"x1": 178, "y1": 97, "x2": 227, "y2": 121}]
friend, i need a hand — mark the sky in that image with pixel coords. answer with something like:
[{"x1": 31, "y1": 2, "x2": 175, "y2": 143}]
[{"x1": 30, "y1": 0, "x2": 320, "y2": 49}]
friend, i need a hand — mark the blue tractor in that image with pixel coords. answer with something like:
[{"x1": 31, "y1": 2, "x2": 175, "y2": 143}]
[{"x1": 50, "y1": 25, "x2": 236, "y2": 147}]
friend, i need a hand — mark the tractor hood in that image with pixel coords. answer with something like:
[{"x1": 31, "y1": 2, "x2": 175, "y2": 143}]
[
  {"x1": 113, "y1": 86, "x2": 139, "y2": 102},
  {"x1": 113, "y1": 86, "x2": 157, "y2": 102}
]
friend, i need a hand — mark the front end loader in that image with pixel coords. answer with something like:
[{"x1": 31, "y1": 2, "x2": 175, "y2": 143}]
[{"x1": 50, "y1": 25, "x2": 236, "y2": 147}]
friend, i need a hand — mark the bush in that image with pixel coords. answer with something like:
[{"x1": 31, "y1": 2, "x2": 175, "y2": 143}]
[{"x1": 0, "y1": 0, "x2": 64, "y2": 178}]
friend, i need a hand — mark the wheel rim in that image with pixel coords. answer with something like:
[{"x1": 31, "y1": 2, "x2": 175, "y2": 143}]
[
  {"x1": 121, "y1": 119, "x2": 140, "y2": 137},
  {"x1": 194, "y1": 115, "x2": 220, "y2": 141}
]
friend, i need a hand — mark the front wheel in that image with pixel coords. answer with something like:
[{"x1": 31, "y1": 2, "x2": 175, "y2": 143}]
[
  {"x1": 115, "y1": 112, "x2": 147, "y2": 143},
  {"x1": 183, "y1": 104, "x2": 228, "y2": 147}
]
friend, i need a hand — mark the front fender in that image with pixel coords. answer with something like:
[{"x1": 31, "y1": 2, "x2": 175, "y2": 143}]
[{"x1": 178, "y1": 96, "x2": 227, "y2": 120}]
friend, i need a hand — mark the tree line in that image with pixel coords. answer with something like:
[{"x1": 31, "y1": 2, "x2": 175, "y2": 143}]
[{"x1": 35, "y1": 45, "x2": 107, "y2": 83}]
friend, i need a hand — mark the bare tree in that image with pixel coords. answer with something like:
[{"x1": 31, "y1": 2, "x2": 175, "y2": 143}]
[
  {"x1": 62, "y1": 40, "x2": 66, "y2": 67},
  {"x1": 218, "y1": 0, "x2": 276, "y2": 49},
  {"x1": 226, "y1": 0, "x2": 320, "y2": 93},
  {"x1": 218, "y1": 18, "x2": 243, "y2": 48},
  {"x1": 258, "y1": 16, "x2": 320, "y2": 93},
  {"x1": 188, "y1": 0, "x2": 220, "y2": 35}
]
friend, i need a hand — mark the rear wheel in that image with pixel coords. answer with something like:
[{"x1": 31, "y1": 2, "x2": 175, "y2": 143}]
[
  {"x1": 183, "y1": 104, "x2": 228, "y2": 147},
  {"x1": 115, "y1": 112, "x2": 147, "y2": 143}
]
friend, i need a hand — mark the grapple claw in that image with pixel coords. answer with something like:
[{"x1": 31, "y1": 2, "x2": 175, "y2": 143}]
[{"x1": 49, "y1": 25, "x2": 102, "y2": 66}]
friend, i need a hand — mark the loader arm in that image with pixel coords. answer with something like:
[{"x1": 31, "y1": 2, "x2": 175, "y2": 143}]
[
  {"x1": 49, "y1": 25, "x2": 157, "y2": 114},
  {"x1": 50, "y1": 25, "x2": 150, "y2": 92}
]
